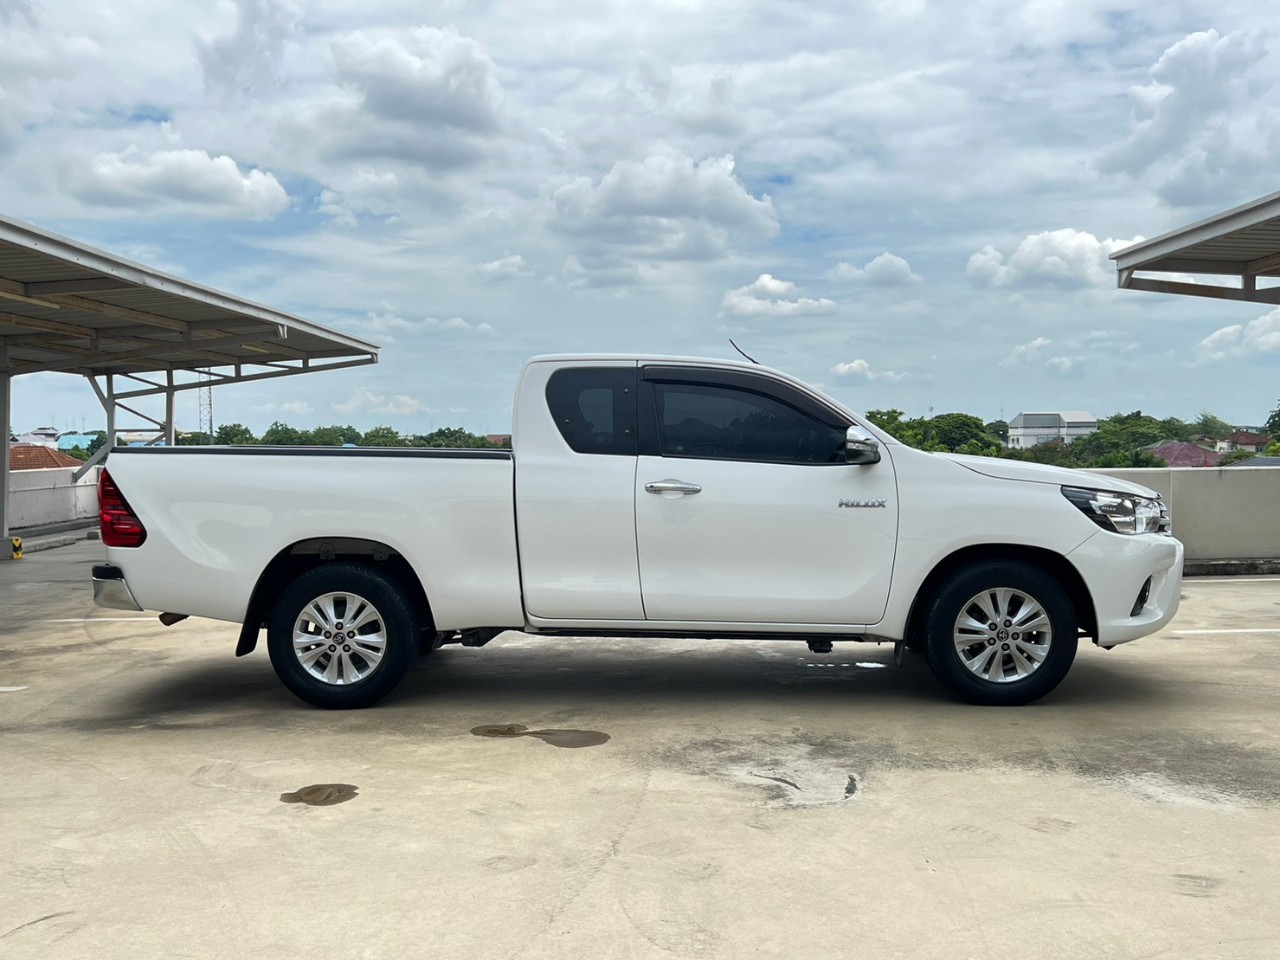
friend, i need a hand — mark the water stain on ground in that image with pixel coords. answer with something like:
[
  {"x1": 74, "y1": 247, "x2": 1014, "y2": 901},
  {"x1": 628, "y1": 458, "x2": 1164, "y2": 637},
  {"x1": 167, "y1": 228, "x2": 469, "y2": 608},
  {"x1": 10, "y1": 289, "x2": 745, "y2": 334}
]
[
  {"x1": 279, "y1": 783, "x2": 359, "y2": 806},
  {"x1": 471, "y1": 723, "x2": 610, "y2": 748}
]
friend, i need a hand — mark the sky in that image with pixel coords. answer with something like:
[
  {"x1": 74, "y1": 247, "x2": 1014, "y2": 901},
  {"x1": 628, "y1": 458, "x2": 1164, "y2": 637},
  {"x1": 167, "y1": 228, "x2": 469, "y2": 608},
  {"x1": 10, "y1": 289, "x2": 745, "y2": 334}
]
[{"x1": 3, "y1": 0, "x2": 1280, "y2": 436}]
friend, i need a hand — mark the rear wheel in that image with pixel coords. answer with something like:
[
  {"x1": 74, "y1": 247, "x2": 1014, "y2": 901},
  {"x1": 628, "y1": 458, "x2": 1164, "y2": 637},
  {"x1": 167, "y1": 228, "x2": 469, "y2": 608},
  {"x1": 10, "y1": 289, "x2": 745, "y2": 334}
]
[
  {"x1": 267, "y1": 563, "x2": 421, "y2": 709},
  {"x1": 923, "y1": 561, "x2": 1077, "y2": 705}
]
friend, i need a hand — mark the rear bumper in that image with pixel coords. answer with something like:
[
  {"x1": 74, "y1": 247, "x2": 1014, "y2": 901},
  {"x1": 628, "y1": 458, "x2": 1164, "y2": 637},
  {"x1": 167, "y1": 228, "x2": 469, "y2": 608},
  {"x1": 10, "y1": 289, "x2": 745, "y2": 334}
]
[
  {"x1": 1067, "y1": 533, "x2": 1184, "y2": 647},
  {"x1": 92, "y1": 564, "x2": 143, "y2": 611}
]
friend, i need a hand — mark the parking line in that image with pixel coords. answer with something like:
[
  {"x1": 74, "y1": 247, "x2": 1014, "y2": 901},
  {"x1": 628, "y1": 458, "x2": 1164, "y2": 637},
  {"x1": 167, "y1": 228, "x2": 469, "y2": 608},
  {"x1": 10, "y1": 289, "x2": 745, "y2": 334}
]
[
  {"x1": 32, "y1": 617, "x2": 156, "y2": 623},
  {"x1": 1170, "y1": 628, "x2": 1280, "y2": 635},
  {"x1": 1182, "y1": 578, "x2": 1280, "y2": 586}
]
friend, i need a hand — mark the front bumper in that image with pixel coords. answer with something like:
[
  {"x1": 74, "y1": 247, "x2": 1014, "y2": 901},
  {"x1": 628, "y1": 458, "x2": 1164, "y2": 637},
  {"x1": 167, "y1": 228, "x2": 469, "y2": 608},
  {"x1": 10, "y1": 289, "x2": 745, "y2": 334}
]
[
  {"x1": 1067, "y1": 533, "x2": 1184, "y2": 647},
  {"x1": 92, "y1": 564, "x2": 143, "y2": 611}
]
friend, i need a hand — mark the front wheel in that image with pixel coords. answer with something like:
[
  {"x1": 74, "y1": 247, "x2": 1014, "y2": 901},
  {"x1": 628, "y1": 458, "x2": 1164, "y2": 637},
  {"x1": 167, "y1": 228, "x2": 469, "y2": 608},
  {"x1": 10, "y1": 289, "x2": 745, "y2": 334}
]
[
  {"x1": 267, "y1": 563, "x2": 422, "y2": 709},
  {"x1": 922, "y1": 561, "x2": 1078, "y2": 706}
]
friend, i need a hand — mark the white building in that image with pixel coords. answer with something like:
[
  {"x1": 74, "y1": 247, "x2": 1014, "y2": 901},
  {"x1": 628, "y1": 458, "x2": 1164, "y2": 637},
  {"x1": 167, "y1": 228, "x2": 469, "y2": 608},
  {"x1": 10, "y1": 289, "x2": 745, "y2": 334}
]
[
  {"x1": 14, "y1": 426, "x2": 60, "y2": 448},
  {"x1": 1006, "y1": 411, "x2": 1097, "y2": 449}
]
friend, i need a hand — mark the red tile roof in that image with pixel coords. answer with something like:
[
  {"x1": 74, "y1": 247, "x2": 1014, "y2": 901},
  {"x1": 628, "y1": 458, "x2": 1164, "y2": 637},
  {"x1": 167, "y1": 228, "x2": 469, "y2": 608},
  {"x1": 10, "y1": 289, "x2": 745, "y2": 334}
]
[
  {"x1": 1226, "y1": 430, "x2": 1269, "y2": 445},
  {"x1": 1148, "y1": 441, "x2": 1222, "y2": 468},
  {"x1": 8, "y1": 444, "x2": 86, "y2": 470}
]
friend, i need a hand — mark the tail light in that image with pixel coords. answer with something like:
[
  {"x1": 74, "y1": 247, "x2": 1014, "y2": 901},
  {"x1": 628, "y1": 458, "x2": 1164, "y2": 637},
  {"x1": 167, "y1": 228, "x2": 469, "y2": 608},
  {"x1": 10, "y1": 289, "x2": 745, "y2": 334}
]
[{"x1": 99, "y1": 469, "x2": 147, "y2": 547}]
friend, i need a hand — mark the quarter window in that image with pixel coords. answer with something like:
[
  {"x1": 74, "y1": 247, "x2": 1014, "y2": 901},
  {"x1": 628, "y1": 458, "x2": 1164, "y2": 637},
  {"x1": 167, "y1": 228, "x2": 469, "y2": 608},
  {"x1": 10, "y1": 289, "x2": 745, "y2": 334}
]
[
  {"x1": 654, "y1": 382, "x2": 846, "y2": 464},
  {"x1": 545, "y1": 368, "x2": 637, "y2": 455}
]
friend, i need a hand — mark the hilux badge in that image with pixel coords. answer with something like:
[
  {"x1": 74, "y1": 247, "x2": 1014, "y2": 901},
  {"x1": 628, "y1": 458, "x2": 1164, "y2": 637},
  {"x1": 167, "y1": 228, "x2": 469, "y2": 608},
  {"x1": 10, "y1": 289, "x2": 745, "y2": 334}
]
[{"x1": 838, "y1": 498, "x2": 887, "y2": 508}]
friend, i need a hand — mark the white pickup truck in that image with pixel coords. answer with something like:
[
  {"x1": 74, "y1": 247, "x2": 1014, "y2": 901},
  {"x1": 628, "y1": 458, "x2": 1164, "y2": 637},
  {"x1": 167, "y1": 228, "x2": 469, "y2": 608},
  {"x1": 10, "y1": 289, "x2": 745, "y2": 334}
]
[{"x1": 93, "y1": 355, "x2": 1184, "y2": 708}]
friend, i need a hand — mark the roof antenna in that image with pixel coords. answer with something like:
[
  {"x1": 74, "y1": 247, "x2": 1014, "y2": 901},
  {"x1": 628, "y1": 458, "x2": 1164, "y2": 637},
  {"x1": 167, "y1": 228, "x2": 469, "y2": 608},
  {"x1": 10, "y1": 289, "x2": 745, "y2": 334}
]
[{"x1": 728, "y1": 339, "x2": 759, "y2": 364}]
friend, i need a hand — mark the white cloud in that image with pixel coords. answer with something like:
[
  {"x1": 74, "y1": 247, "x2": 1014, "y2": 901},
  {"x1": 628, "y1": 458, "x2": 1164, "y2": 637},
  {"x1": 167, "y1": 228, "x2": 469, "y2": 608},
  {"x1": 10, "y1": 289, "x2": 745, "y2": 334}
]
[
  {"x1": 550, "y1": 150, "x2": 777, "y2": 282},
  {"x1": 1196, "y1": 308, "x2": 1280, "y2": 363},
  {"x1": 62, "y1": 149, "x2": 289, "y2": 219},
  {"x1": 828, "y1": 252, "x2": 921, "y2": 285},
  {"x1": 722, "y1": 274, "x2": 836, "y2": 318},
  {"x1": 197, "y1": 0, "x2": 301, "y2": 95},
  {"x1": 333, "y1": 389, "x2": 425, "y2": 416},
  {"x1": 352, "y1": 311, "x2": 496, "y2": 341},
  {"x1": 1046, "y1": 356, "x2": 1075, "y2": 373},
  {"x1": 967, "y1": 229, "x2": 1142, "y2": 289},
  {"x1": 479, "y1": 254, "x2": 531, "y2": 279},
  {"x1": 830, "y1": 359, "x2": 908, "y2": 382},
  {"x1": 1098, "y1": 30, "x2": 1274, "y2": 206},
  {"x1": 260, "y1": 400, "x2": 314, "y2": 415},
  {"x1": 1000, "y1": 336, "x2": 1052, "y2": 367}
]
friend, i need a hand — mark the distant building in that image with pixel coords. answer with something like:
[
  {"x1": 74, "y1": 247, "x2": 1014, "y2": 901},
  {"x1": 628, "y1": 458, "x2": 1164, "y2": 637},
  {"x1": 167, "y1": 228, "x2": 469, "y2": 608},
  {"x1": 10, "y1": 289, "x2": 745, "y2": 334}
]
[
  {"x1": 1146, "y1": 441, "x2": 1222, "y2": 468},
  {"x1": 1006, "y1": 411, "x2": 1097, "y2": 449},
  {"x1": 14, "y1": 426, "x2": 60, "y2": 448},
  {"x1": 56, "y1": 433, "x2": 99, "y2": 452},
  {"x1": 1229, "y1": 456, "x2": 1280, "y2": 467},
  {"x1": 9, "y1": 444, "x2": 85, "y2": 470},
  {"x1": 1216, "y1": 430, "x2": 1270, "y2": 454},
  {"x1": 485, "y1": 434, "x2": 512, "y2": 448}
]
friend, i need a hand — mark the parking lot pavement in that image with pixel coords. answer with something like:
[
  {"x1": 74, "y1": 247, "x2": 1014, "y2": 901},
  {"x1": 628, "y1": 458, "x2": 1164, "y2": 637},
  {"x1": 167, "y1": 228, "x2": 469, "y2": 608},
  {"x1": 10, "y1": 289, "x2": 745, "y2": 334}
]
[{"x1": 3, "y1": 543, "x2": 1279, "y2": 960}]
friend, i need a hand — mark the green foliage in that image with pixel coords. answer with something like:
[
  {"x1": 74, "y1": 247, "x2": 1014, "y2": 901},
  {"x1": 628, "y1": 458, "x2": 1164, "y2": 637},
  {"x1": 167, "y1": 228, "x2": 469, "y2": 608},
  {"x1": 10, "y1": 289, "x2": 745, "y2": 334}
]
[
  {"x1": 985, "y1": 420, "x2": 1008, "y2": 443},
  {"x1": 1265, "y1": 440, "x2": 1280, "y2": 457},
  {"x1": 1266, "y1": 401, "x2": 1280, "y2": 438},
  {"x1": 1219, "y1": 449, "x2": 1259, "y2": 466},
  {"x1": 360, "y1": 425, "x2": 409, "y2": 447},
  {"x1": 214, "y1": 423, "x2": 257, "y2": 445},
  {"x1": 1193, "y1": 411, "x2": 1234, "y2": 440},
  {"x1": 65, "y1": 446, "x2": 91, "y2": 462},
  {"x1": 85, "y1": 431, "x2": 108, "y2": 457},
  {"x1": 930, "y1": 412, "x2": 991, "y2": 451},
  {"x1": 261, "y1": 421, "x2": 309, "y2": 445},
  {"x1": 307, "y1": 424, "x2": 362, "y2": 446},
  {"x1": 411, "y1": 426, "x2": 500, "y2": 449}
]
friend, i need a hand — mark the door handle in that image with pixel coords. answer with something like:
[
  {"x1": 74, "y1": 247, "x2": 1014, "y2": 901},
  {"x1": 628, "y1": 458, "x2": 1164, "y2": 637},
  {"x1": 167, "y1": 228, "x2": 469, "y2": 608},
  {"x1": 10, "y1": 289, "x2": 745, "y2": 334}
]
[{"x1": 645, "y1": 479, "x2": 702, "y2": 495}]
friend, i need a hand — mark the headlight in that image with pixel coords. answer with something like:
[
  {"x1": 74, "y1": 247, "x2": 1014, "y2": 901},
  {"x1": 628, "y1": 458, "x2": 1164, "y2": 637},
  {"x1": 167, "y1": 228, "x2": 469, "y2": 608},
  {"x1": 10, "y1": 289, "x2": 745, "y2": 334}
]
[{"x1": 1061, "y1": 486, "x2": 1170, "y2": 535}]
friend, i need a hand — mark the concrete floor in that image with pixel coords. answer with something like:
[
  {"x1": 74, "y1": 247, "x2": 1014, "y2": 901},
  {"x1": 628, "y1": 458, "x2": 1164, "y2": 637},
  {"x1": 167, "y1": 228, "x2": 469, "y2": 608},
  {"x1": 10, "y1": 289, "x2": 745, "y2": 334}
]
[{"x1": 3, "y1": 543, "x2": 1279, "y2": 959}]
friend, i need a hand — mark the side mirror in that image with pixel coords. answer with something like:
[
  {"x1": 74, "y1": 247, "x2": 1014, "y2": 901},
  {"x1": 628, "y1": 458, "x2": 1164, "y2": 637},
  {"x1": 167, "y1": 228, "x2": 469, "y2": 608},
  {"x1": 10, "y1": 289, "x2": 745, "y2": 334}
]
[{"x1": 845, "y1": 426, "x2": 881, "y2": 465}]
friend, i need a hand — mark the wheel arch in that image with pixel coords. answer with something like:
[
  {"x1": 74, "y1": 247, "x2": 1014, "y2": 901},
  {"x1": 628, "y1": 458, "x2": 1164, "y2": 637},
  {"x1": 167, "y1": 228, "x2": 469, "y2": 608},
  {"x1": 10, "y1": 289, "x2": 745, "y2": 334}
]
[
  {"x1": 235, "y1": 538, "x2": 434, "y2": 656},
  {"x1": 903, "y1": 543, "x2": 1096, "y2": 650}
]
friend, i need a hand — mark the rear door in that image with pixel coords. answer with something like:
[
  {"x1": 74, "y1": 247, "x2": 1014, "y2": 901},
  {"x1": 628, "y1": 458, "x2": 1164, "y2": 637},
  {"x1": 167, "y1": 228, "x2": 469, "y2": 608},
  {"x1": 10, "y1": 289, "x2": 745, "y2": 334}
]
[
  {"x1": 514, "y1": 362, "x2": 644, "y2": 620},
  {"x1": 633, "y1": 366, "x2": 898, "y2": 625}
]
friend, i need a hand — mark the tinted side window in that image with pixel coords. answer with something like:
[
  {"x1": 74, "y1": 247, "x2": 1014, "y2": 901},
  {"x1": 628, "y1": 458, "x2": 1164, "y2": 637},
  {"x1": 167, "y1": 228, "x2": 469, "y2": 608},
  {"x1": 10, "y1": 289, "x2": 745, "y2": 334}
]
[
  {"x1": 655, "y1": 383, "x2": 846, "y2": 464},
  {"x1": 545, "y1": 368, "x2": 637, "y2": 455}
]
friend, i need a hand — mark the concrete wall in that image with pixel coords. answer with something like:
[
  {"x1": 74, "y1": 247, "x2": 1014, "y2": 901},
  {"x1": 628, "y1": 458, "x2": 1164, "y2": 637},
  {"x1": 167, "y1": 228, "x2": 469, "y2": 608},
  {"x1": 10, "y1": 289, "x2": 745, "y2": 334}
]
[
  {"x1": 1095, "y1": 467, "x2": 1280, "y2": 560},
  {"x1": 8, "y1": 466, "x2": 100, "y2": 529}
]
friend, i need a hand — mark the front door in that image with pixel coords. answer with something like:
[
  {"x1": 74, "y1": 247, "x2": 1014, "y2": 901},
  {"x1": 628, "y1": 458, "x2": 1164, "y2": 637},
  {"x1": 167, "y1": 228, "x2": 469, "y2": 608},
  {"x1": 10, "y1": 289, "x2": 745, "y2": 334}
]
[{"x1": 634, "y1": 371, "x2": 897, "y2": 625}]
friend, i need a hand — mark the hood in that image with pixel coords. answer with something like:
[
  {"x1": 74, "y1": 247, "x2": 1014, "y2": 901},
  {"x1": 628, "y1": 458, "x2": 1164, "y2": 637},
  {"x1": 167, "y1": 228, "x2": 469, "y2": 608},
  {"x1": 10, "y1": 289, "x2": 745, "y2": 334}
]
[{"x1": 937, "y1": 453, "x2": 1160, "y2": 498}]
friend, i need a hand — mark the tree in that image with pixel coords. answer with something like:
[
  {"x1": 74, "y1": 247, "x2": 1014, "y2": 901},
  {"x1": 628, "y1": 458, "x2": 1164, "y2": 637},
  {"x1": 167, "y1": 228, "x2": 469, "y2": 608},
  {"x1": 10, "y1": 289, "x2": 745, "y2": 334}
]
[
  {"x1": 1264, "y1": 439, "x2": 1280, "y2": 457},
  {"x1": 65, "y1": 446, "x2": 91, "y2": 462},
  {"x1": 85, "y1": 431, "x2": 108, "y2": 457},
  {"x1": 308, "y1": 424, "x2": 361, "y2": 446},
  {"x1": 1193, "y1": 411, "x2": 1234, "y2": 440},
  {"x1": 412, "y1": 427, "x2": 499, "y2": 448},
  {"x1": 1266, "y1": 401, "x2": 1280, "y2": 438},
  {"x1": 214, "y1": 423, "x2": 257, "y2": 445},
  {"x1": 930, "y1": 412, "x2": 992, "y2": 451},
  {"x1": 985, "y1": 419, "x2": 1008, "y2": 443},
  {"x1": 261, "y1": 421, "x2": 310, "y2": 445},
  {"x1": 360, "y1": 425, "x2": 408, "y2": 447}
]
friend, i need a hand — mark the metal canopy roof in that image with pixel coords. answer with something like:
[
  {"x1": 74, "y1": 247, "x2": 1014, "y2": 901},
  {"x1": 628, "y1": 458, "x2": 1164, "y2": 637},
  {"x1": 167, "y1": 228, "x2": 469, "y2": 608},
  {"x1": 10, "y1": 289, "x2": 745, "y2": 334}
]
[
  {"x1": 0, "y1": 212, "x2": 379, "y2": 377},
  {"x1": 1111, "y1": 189, "x2": 1280, "y2": 306},
  {"x1": 1, "y1": 212, "x2": 381, "y2": 543}
]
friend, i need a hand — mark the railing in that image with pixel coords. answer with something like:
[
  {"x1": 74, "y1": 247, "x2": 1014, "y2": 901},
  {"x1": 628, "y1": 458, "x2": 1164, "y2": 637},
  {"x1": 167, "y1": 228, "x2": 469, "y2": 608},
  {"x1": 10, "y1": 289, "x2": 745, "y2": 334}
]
[{"x1": 8, "y1": 466, "x2": 101, "y2": 529}]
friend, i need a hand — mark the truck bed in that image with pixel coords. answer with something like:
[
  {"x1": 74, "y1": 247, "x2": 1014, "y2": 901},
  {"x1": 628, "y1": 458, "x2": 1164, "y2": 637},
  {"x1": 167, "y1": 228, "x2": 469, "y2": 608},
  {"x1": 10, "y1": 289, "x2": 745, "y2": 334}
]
[{"x1": 101, "y1": 446, "x2": 524, "y2": 630}]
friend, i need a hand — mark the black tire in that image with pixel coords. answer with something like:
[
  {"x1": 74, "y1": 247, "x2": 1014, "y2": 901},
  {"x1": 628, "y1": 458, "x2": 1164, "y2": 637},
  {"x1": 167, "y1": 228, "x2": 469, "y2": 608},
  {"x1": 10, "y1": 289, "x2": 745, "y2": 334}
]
[
  {"x1": 267, "y1": 563, "x2": 422, "y2": 709},
  {"x1": 922, "y1": 561, "x2": 1077, "y2": 706}
]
